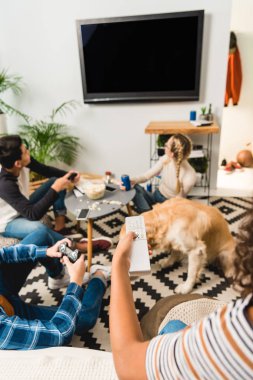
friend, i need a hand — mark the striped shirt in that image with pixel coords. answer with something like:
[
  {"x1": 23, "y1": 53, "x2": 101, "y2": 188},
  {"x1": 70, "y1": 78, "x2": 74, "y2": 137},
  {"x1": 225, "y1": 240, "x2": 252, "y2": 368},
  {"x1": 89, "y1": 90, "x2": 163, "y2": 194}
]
[
  {"x1": 146, "y1": 295, "x2": 253, "y2": 380},
  {"x1": 0, "y1": 244, "x2": 83, "y2": 350}
]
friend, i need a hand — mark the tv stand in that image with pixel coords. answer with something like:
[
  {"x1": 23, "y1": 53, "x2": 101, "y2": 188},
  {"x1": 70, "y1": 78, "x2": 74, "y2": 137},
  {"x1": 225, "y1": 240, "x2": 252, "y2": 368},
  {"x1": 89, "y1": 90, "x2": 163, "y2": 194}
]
[{"x1": 145, "y1": 120, "x2": 219, "y2": 199}]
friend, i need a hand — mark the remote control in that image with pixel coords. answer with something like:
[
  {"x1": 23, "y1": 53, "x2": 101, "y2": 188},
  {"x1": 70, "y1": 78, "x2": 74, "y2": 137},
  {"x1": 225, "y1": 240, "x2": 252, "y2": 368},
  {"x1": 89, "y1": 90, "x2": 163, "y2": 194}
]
[
  {"x1": 125, "y1": 215, "x2": 151, "y2": 275},
  {"x1": 58, "y1": 242, "x2": 80, "y2": 263}
]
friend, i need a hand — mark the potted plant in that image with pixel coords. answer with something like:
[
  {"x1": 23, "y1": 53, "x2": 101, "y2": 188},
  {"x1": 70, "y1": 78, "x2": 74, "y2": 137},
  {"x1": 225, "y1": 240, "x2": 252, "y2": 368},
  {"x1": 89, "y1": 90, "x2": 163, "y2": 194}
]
[
  {"x1": 189, "y1": 156, "x2": 208, "y2": 174},
  {"x1": 199, "y1": 106, "x2": 209, "y2": 121},
  {"x1": 0, "y1": 68, "x2": 30, "y2": 131},
  {"x1": 157, "y1": 134, "x2": 172, "y2": 156},
  {"x1": 18, "y1": 100, "x2": 82, "y2": 181}
]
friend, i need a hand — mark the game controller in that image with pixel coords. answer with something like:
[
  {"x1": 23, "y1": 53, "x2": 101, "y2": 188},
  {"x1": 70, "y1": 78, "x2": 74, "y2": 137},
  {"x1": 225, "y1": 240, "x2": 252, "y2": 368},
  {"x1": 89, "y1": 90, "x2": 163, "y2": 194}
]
[
  {"x1": 68, "y1": 172, "x2": 78, "y2": 181},
  {"x1": 58, "y1": 242, "x2": 80, "y2": 263}
]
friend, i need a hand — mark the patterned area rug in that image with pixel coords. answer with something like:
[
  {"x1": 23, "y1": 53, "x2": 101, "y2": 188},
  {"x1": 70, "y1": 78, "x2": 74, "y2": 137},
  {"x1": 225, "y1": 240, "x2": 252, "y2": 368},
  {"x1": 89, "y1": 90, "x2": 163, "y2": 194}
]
[{"x1": 19, "y1": 196, "x2": 251, "y2": 351}]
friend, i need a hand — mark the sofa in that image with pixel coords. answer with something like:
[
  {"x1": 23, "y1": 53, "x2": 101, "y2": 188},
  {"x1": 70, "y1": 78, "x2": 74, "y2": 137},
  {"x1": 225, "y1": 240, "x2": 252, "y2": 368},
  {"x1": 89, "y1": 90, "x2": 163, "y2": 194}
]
[
  {"x1": 0, "y1": 294, "x2": 226, "y2": 379},
  {"x1": 0, "y1": 346, "x2": 118, "y2": 380}
]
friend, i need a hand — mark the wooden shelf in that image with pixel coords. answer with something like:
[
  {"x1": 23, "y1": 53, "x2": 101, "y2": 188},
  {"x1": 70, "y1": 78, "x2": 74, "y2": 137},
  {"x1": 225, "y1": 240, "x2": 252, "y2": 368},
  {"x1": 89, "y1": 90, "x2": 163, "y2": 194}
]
[
  {"x1": 145, "y1": 120, "x2": 219, "y2": 135},
  {"x1": 145, "y1": 120, "x2": 219, "y2": 199}
]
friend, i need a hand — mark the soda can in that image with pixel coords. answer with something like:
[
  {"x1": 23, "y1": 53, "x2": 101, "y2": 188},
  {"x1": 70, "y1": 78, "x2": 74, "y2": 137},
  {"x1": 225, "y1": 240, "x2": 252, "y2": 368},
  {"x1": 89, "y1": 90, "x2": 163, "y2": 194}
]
[{"x1": 121, "y1": 174, "x2": 131, "y2": 191}]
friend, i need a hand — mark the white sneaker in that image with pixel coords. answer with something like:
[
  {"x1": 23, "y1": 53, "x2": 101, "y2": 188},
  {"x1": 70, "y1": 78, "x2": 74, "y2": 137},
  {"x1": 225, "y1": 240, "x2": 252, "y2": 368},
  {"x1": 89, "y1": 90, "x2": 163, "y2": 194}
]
[
  {"x1": 90, "y1": 264, "x2": 111, "y2": 281},
  {"x1": 48, "y1": 267, "x2": 70, "y2": 290},
  {"x1": 82, "y1": 272, "x2": 90, "y2": 285}
]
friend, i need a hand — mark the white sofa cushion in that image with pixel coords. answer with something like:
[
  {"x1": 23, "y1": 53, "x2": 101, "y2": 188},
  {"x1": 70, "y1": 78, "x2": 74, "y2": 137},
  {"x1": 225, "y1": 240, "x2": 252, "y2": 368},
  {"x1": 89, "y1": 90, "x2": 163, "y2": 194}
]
[{"x1": 0, "y1": 347, "x2": 118, "y2": 380}]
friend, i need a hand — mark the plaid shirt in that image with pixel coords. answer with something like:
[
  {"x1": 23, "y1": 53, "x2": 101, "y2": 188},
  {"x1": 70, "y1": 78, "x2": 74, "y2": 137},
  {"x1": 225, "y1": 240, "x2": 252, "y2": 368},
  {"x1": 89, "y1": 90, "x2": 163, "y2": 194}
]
[{"x1": 0, "y1": 244, "x2": 83, "y2": 350}]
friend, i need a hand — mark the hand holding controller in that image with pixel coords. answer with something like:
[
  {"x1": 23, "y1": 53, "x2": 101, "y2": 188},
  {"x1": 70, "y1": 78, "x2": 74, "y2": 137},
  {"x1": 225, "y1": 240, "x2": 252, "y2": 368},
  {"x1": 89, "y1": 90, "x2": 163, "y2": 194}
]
[
  {"x1": 58, "y1": 242, "x2": 81, "y2": 263},
  {"x1": 68, "y1": 172, "x2": 78, "y2": 181}
]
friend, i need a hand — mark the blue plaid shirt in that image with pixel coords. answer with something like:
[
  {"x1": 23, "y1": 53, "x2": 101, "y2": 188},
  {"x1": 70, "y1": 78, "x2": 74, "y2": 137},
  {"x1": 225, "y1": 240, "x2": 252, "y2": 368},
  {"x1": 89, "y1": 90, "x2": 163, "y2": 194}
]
[{"x1": 0, "y1": 244, "x2": 83, "y2": 350}]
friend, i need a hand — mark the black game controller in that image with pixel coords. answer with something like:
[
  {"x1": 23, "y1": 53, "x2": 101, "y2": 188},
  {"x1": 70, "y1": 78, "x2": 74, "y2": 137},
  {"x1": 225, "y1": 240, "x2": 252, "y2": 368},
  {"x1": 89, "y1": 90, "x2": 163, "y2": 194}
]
[
  {"x1": 68, "y1": 172, "x2": 78, "y2": 181},
  {"x1": 58, "y1": 242, "x2": 80, "y2": 263}
]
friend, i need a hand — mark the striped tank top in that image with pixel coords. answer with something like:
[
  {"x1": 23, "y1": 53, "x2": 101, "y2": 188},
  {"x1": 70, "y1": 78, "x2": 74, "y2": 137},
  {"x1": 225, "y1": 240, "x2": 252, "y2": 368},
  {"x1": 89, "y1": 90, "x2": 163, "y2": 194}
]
[{"x1": 146, "y1": 294, "x2": 253, "y2": 379}]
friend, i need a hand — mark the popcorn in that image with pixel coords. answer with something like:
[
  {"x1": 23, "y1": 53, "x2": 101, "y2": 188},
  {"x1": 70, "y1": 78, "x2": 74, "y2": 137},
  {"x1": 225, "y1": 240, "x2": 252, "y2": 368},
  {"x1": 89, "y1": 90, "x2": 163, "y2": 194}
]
[{"x1": 82, "y1": 181, "x2": 105, "y2": 200}]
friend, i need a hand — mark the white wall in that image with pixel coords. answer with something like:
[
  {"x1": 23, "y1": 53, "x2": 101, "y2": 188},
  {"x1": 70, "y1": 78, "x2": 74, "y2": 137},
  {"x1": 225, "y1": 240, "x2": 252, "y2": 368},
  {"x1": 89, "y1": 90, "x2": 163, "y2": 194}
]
[
  {"x1": 219, "y1": 0, "x2": 253, "y2": 164},
  {"x1": 0, "y1": 0, "x2": 232, "y2": 189}
]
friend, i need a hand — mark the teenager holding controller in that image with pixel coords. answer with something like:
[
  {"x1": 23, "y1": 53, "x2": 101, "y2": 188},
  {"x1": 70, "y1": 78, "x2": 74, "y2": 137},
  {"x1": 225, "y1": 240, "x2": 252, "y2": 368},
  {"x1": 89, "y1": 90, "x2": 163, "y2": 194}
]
[{"x1": 0, "y1": 232, "x2": 110, "y2": 350}]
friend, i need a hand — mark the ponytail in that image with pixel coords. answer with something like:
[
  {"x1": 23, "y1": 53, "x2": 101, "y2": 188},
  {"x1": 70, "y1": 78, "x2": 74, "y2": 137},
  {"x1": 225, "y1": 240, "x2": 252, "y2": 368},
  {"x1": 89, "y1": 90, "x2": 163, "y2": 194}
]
[{"x1": 170, "y1": 134, "x2": 192, "y2": 194}]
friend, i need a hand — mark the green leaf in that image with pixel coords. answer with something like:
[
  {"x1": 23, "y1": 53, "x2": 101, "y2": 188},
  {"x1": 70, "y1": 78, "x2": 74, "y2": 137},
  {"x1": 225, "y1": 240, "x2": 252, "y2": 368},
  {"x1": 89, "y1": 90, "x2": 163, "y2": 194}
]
[
  {"x1": 0, "y1": 69, "x2": 23, "y2": 95},
  {"x1": 50, "y1": 100, "x2": 79, "y2": 121},
  {"x1": 0, "y1": 68, "x2": 30, "y2": 122},
  {"x1": 18, "y1": 102, "x2": 83, "y2": 166}
]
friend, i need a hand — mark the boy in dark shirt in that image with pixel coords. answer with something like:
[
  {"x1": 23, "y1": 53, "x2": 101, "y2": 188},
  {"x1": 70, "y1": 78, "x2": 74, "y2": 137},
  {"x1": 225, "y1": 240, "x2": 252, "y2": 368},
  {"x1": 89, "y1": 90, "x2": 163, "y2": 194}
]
[{"x1": 0, "y1": 135, "x2": 112, "y2": 288}]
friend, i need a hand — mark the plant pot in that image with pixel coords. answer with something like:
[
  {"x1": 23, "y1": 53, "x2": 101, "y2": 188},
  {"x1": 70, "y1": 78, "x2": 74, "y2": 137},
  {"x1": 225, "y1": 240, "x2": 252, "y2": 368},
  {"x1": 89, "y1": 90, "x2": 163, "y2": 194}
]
[
  {"x1": 0, "y1": 113, "x2": 7, "y2": 134},
  {"x1": 189, "y1": 157, "x2": 208, "y2": 174},
  {"x1": 157, "y1": 147, "x2": 165, "y2": 157},
  {"x1": 199, "y1": 114, "x2": 209, "y2": 121}
]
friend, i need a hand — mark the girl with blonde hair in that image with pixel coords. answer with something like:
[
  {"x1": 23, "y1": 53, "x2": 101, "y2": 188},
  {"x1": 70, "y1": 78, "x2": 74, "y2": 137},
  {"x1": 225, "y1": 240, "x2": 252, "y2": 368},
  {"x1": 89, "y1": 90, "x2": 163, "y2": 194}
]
[{"x1": 128, "y1": 133, "x2": 197, "y2": 213}]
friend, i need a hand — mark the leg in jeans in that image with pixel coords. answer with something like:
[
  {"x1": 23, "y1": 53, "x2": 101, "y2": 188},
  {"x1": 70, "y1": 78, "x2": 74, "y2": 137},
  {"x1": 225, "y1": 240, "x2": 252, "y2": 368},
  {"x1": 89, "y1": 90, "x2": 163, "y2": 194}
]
[
  {"x1": 30, "y1": 177, "x2": 66, "y2": 216},
  {"x1": 152, "y1": 189, "x2": 167, "y2": 204},
  {"x1": 4, "y1": 217, "x2": 111, "y2": 254},
  {"x1": 75, "y1": 277, "x2": 106, "y2": 334},
  {"x1": 1, "y1": 229, "x2": 64, "y2": 296},
  {"x1": 10, "y1": 277, "x2": 106, "y2": 336},
  {"x1": 159, "y1": 320, "x2": 187, "y2": 335},
  {"x1": 132, "y1": 184, "x2": 156, "y2": 213},
  {"x1": 3, "y1": 216, "x2": 64, "y2": 243},
  {"x1": 9, "y1": 294, "x2": 57, "y2": 320},
  {"x1": 132, "y1": 185, "x2": 168, "y2": 213}
]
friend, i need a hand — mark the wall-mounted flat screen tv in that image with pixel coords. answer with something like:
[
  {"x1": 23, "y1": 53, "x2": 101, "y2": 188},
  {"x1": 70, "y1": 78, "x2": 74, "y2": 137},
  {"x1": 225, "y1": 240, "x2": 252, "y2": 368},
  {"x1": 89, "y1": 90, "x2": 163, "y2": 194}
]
[{"x1": 76, "y1": 10, "x2": 204, "y2": 103}]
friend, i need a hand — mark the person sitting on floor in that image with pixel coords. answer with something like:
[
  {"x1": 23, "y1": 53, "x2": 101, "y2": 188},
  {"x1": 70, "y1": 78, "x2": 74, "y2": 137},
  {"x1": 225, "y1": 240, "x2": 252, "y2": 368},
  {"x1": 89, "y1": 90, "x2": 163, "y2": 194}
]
[
  {"x1": 110, "y1": 207, "x2": 253, "y2": 379},
  {"x1": 1, "y1": 229, "x2": 73, "y2": 291},
  {"x1": 0, "y1": 229, "x2": 111, "y2": 350},
  {"x1": 0, "y1": 134, "x2": 112, "y2": 258},
  {"x1": 121, "y1": 133, "x2": 197, "y2": 214}
]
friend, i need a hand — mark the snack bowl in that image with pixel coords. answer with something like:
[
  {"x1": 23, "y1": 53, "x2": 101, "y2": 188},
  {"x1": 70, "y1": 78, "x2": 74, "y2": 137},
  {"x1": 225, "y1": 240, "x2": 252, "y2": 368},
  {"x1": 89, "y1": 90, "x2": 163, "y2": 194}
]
[{"x1": 83, "y1": 180, "x2": 106, "y2": 200}]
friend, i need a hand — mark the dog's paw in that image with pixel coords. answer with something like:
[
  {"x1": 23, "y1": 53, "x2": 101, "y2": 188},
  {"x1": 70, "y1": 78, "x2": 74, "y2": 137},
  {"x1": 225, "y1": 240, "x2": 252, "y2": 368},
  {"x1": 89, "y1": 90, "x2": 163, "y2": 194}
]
[
  {"x1": 159, "y1": 258, "x2": 171, "y2": 269},
  {"x1": 175, "y1": 283, "x2": 193, "y2": 294},
  {"x1": 160, "y1": 256, "x2": 177, "y2": 269}
]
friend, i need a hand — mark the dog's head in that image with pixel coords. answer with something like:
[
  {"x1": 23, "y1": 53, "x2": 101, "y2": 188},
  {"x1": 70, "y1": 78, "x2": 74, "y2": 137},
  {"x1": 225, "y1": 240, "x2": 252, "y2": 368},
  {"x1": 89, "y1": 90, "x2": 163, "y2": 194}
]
[{"x1": 119, "y1": 207, "x2": 169, "y2": 251}]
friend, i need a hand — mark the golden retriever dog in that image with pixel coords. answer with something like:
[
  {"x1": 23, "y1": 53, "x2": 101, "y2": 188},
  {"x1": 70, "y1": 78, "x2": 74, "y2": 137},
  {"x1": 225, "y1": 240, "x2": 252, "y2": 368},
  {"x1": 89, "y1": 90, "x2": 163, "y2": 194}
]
[{"x1": 122, "y1": 198, "x2": 235, "y2": 294}]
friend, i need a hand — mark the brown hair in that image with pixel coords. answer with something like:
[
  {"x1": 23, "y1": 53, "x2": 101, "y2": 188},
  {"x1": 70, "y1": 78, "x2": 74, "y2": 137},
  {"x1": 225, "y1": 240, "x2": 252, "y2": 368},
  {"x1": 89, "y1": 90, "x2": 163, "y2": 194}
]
[
  {"x1": 169, "y1": 134, "x2": 192, "y2": 194},
  {"x1": 233, "y1": 201, "x2": 253, "y2": 297}
]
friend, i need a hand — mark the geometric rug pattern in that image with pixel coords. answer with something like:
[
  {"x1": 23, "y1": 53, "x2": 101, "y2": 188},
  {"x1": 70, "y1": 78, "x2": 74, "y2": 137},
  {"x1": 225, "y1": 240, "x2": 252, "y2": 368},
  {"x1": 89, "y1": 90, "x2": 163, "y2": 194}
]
[{"x1": 19, "y1": 196, "x2": 252, "y2": 351}]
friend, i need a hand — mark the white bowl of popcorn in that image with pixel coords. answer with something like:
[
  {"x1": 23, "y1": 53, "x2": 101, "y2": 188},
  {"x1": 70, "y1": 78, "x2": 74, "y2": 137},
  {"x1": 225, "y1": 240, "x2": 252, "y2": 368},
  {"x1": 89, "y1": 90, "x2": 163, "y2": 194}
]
[{"x1": 83, "y1": 180, "x2": 106, "y2": 200}]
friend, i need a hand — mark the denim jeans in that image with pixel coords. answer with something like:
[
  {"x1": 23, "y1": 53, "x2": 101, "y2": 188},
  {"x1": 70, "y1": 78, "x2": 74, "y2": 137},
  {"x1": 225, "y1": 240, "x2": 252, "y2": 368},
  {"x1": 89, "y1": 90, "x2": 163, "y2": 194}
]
[
  {"x1": 133, "y1": 184, "x2": 167, "y2": 213},
  {"x1": 30, "y1": 177, "x2": 66, "y2": 216},
  {"x1": 3, "y1": 217, "x2": 64, "y2": 242},
  {"x1": 0, "y1": 229, "x2": 63, "y2": 296},
  {"x1": 9, "y1": 277, "x2": 106, "y2": 335},
  {"x1": 159, "y1": 320, "x2": 187, "y2": 335},
  {"x1": 3, "y1": 177, "x2": 66, "y2": 240}
]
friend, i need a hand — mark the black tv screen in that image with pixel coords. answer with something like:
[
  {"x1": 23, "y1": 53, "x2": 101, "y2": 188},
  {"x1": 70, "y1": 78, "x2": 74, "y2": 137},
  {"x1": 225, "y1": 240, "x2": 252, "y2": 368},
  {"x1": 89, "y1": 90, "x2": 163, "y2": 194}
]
[{"x1": 76, "y1": 10, "x2": 204, "y2": 103}]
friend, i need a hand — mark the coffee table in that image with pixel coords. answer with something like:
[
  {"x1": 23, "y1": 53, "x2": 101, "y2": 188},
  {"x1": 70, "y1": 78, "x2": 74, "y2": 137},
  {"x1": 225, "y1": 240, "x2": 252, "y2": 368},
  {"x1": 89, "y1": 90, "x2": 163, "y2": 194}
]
[{"x1": 65, "y1": 184, "x2": 136, "y2": 270}]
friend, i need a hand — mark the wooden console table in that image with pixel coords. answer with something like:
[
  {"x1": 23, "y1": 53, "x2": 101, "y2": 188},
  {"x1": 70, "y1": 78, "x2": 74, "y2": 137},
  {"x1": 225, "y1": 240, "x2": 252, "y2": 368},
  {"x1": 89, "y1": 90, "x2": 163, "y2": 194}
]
[
  {"x1": 145, "y1": 120, "x2": 219, "y2": 198},
  {"x1": 145, "y1": 120, "x2": 219, "y2": 135}
]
